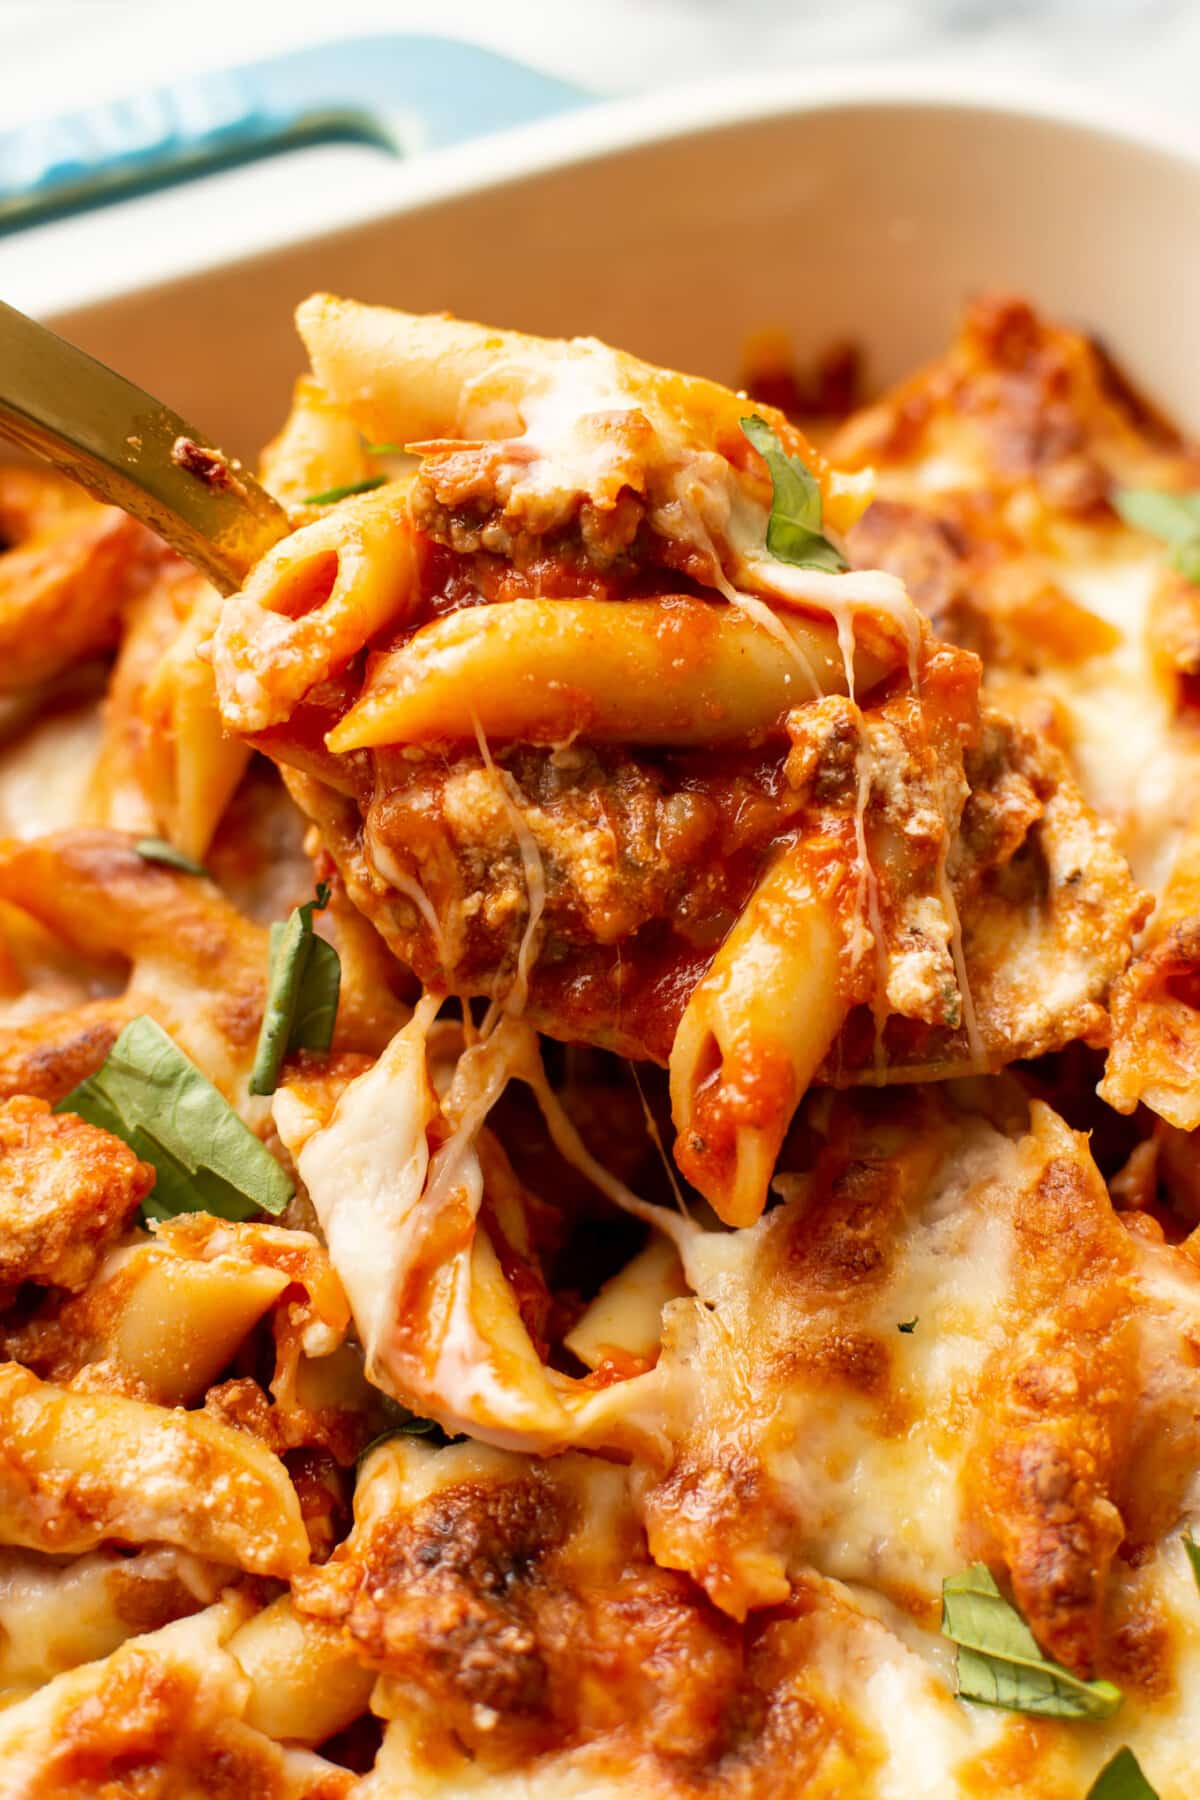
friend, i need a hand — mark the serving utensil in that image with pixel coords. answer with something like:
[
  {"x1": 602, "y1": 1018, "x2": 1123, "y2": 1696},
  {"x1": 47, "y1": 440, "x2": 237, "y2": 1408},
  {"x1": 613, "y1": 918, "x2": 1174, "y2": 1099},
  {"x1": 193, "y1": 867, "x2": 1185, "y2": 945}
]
[{"x1": 0, "y1": 297, "x2": 289, "y2": 592}]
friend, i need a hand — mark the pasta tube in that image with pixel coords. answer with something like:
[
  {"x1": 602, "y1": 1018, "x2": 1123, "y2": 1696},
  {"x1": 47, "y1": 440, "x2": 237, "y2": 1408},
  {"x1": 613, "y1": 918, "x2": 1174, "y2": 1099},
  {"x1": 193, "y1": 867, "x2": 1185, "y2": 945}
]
[
  {"x1": 0, "y1": 1364, "x2": 308, "y2": 1577},
  {"x1": 329, "y1": 596, "x2": 899, "y2": 751},
  {"x1": 670, "y1": 841, "x2": 849, "y2": 1226},
  {"x1": 295, "y1": 294, "x2": 868, "y2": 533},
  {"x1": 209, "y1": 481, "x2": 420, "y2": 735}
]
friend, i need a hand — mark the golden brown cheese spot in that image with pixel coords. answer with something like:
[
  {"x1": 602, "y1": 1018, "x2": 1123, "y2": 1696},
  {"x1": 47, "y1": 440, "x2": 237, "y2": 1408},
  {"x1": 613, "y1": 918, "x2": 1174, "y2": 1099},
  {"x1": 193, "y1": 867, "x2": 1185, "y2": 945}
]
[
  {"x1": 963, "y1": 1108, "x2": 1137, "y2": 1675},
  {"x1": 1102, "y1": 842, "x2": 1200, "y2": 1128},
  {"x1": 299, "y1": 1467, "x2": 595, "y2": 1759},
  {"x1": 1102, "y1": 1567, "x2": 1175, "y2": 1700},
  {"x1": 1, "y1": 1637, "x2": 352, "y2": 1799},
  {"x1": 0, "y1": 1010, "x2": 127, "y2": 1107},
  {"x1": 301, "y1": 1442, "x2": 883, "y2": 1796},
  {"x1": 955, "y1": 1717, "x2": 1074, "y2": 1800},
  {"x1": 1118, "y1": 1234, "x2": 1200, "y2": 1556},
  {"x1": 0, "y1": 1096, "x2": 152, "y2": 1296},
  {"x1": 834, "y1": 293, "x2": 1192, "y2": 509},
  {"x1": 639, "y1": 1092, "x2": 959, "y2": 1619}
]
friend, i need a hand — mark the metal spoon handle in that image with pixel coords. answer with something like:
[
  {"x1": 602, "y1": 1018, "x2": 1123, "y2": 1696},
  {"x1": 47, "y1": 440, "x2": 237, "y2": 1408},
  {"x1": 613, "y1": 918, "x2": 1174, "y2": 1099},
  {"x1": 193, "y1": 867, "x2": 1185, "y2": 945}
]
[{"x1": 0, "y1": 297, "x2": 289, "y2": 593}]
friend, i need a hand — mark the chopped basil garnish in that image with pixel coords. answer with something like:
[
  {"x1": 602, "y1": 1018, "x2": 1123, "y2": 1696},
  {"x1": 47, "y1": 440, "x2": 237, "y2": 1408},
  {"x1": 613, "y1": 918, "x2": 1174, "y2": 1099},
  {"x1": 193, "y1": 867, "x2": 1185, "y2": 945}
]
[
  {"x1": 1183, "y1": 1529, "x2": 1200, "y2": 1592},
  {"x1": 1114, "y1": 488, "x2": 1200, "y2": 583},
  {"x1": 134, "y1": 836, "x2": 209, "y2": 878},
  {"x1": 363, "y1": 442, "x2": 406, "y2": 456},
  {"x1": 897, "y1": 1317, "x2": 918, "y2": 1334},
  {"x1": 941, "y1": 1564, "x2": 1123, "y2": 1719},
  {"x1": 740, "y1": 415, "x2": 847, "y2": 573},
  {"x1": 249, "y1": 884, "x2": 341, "y2": 1097},
  {"x1": 356, "y1": 1417, "x2": 443, "y2": 1473},
  {"x1": 1086, "y1": 1748, "x2": 1158, "y2": 1800},
  {"x1": 304, "y1": 474, "x2": 386, "y2": 505},
  {"x1": 56, "y1": 1015, "x2": 292, "y2": 1222}
]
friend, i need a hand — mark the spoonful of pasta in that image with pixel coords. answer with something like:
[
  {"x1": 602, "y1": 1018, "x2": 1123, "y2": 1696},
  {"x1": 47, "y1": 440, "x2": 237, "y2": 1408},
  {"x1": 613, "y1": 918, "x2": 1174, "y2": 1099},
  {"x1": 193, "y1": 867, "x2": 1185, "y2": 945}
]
[{"x1": 0, "y1": 297, "x2": 289, "y2": 593}]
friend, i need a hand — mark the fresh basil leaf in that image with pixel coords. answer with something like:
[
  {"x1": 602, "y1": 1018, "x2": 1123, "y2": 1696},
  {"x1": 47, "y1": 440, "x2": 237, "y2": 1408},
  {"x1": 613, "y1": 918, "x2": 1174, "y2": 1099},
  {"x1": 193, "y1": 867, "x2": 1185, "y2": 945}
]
[
  {"x1": 56, "y1": 1015, "x2": 292, "y2": 1222},
  {"x1": 356, "y1": 1417, "x2": 443, "y2": 1473},
  {"x1": 897, "y1": 1317, "x2": 918, "y2": 1333},
  {"x1": 1114, "y1": 488, "x2": 1200, "y2": 584},
  {"x1": 740, "y1": 414, "x2": 847, "y2": 574},
  {"x1": 942, "y1": 1565, "x2": 1123, "y2": 1719},
  {"x1": 133, "y1": 837, "x2": 209, "y2": 878},
  {"x1": 363, "y1": 442, "x2": 407, "y2": 456},
  {"x1": 289, "y1": 934, "x2": 341, "y2": 1049},
  {"x1": 1113, "y1": 487, "x2": 1200, "y2": 545},
  {"x1": 1086, "y1": 1748, "x2": 1159, "y2": 1800},
  {"x1": 1182, "y1": 1529, "x2": 1200, "y2": 1592},
  {"x1": 303, "y1": 475, "x2": 386, "y2": 505},
  {"x1": 249, "y1": 885, "x2": 341, "y2": 1097}
]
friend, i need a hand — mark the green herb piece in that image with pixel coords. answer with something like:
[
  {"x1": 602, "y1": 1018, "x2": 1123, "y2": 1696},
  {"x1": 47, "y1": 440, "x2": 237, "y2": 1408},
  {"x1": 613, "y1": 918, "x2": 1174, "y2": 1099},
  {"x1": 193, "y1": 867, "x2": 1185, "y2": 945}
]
[
  {"x1": 56, "y1": 1015, "x2": 292, "y2": 1222},
  {"x1": 739, "y1": 414, "x2": 847, "y2": 573},
  {"x1": 1182, "y1": 1529, "x2": 1200, "y2": 1592},
  {"x1": 1085, "y1": 1748, "x2": 1158, "y2": 1800},
  {"x1": 1114, "y1": 487, "x2": 1200, "y2": 583},
  {"x1": 897, "y1": 1317, "x2": 918, "y2": 1333},
  {"x1": 1113, "y1": 487, "x2": 1200, "y2": 545},
  {"x1": 134, "y1": 837, "x2": 209, "y2": 878},
  {"x1": 356, "y1": 1417, "x2": 443, "y2": 1473},
  {"x1": 303, "y1": 475, "x2": 386, "y2": 505},
  {"x1": 941, "y1": 1565, "x2": 1123, "y2": 1719},
  {"x1": 249, "y1": 884, "x2": 341, "y2": 1097},
  {"x1": 363, "y1": 442, "x2": 407, "y2": 456}
]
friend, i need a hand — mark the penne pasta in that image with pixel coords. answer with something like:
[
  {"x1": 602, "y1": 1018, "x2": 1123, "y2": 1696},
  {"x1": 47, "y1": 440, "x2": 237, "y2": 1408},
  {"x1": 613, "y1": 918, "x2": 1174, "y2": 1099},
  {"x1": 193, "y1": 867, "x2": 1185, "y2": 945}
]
[
  {"x1": 259, "y1": 375, "x2": 375, "y2": 515},
  {"x1": 2, "y1": 285, "x2": 1196, "y2": 1795},
  {"x1": 0, "y1": 1544, "x2": 228, "y2": 1689},
  {"x1": 229, "y1": 1595, "x2": 374, "y2": 1746},
  {"x1": 0, "y1": 1598, "x2": 354, "y2": 1798},
  {"x1": 0, "y1": 830, "x2": 268, "y2": 1110},
  {"x1": 0, "y1": 1364, "x2": 309, "y2": 1576},
  {"x1": 328, "y1": 596, "x2": 899, "y2": 752},
  {"x1": 6, "y1": 1240, "x2": 288, "y2": 1404},
  {"x1": 132, "y1": 584, "x2": 251, "y2": 860},
  {"x1": 0, "y1": 469, "x2": 159, "y2": 695},
  {"x1": 669, "y1": 840, "x2": 850, "y2": 1227},
  {"x1": 208, "y1": 480, "x2": 421, "y2": 736},
  {"x1": 295, "y1": 294, "x2": 871, "y2": 535},
  {"x1": 275, "y1": 1008, "x2": 677, "y2": 1456},
  {"x1": 562, "y1": 1233, "x2": 687, "y2": 1373}
]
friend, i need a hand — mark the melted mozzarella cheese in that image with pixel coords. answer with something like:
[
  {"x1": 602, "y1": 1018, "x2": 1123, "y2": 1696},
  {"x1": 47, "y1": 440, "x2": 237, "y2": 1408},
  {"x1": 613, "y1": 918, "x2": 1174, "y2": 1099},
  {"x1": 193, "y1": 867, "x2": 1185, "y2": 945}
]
[
  {"x1": 1053, "y1": 547, "x2": 1200, "y2": 891},
  {"x1": 0, "y1": 702, "x2": 103, "y2": 838}
]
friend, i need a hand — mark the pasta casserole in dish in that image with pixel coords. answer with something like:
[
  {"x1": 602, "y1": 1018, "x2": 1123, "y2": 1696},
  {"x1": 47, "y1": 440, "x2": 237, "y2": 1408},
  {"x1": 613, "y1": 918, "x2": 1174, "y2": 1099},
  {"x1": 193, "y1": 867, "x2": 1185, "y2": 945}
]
[{"x1": 0, "y1": 288, "x2": 1197, "y2": 1797}]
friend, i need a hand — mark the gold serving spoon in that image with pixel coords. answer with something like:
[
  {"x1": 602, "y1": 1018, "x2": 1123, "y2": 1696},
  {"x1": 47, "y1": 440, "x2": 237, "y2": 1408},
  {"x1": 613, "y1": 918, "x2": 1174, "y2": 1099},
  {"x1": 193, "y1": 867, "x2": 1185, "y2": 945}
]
[{"x1": 0, "y1": 297, "x2": 289, "y2": 593}]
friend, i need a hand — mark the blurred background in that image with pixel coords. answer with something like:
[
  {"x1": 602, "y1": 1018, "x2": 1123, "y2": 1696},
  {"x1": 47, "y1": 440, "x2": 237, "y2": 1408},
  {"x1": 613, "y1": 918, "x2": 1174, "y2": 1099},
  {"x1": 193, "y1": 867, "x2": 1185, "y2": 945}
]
[
  {"x1": 3, "y1": 0, "x2": 1199, "y2": 115},
  {"x1": 4, "y1": 0, "x2": 1200, "y2": 322}
]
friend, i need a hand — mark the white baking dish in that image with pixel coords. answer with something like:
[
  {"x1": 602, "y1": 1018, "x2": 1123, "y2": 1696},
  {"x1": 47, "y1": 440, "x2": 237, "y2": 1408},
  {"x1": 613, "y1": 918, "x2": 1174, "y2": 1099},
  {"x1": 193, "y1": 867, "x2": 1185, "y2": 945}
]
[{"x1": 5, "y1": 64, "x2": 1200, "y2": 463}]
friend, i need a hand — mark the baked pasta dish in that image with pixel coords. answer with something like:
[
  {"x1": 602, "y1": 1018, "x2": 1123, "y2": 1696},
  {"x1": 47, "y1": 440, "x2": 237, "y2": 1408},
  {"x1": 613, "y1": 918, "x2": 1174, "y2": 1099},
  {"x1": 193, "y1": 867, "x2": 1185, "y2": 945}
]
[{"x1": 0, "y1": 291, "x2": 1198, "y2": 1797}]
